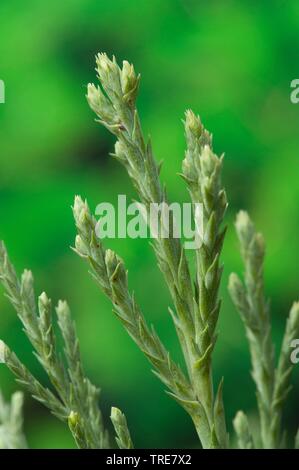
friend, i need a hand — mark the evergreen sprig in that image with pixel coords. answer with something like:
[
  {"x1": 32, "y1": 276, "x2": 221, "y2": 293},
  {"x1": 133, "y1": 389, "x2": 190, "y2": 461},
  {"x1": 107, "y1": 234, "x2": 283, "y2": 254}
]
[
  {"x1": 87, "y1": 54, "x2": 196, "y2": 383},
  {"x1": 0, "y1": 51, "x2": 298, "y2": 450},
  {"x1": 0, "y1": 241, "x2": 112, "y2": 448},
  {"x1": 229, "y1": 212, "x2": 299, "y2": 448},
  {"x1": 0, "y1": 390, "x2": 27, "y2": 449},
  {"x1": 85, "y1": 53, "x2": 228, "y2": 448},
  {"x1": 73, "y1": 196, "x2": 210, "y2": 441},
  {"x1": 182, "y1": 111, "x2": 228, "y2": 447}
]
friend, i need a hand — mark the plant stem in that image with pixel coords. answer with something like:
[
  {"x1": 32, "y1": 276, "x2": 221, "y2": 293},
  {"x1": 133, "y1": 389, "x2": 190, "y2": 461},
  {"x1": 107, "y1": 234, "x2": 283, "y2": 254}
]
[
  {"x1": 229, "y1": 212, "x2": 299, "y2": 448},
  {"x1": 85, "y1": 54, "x2": 229, "y2": 447}
]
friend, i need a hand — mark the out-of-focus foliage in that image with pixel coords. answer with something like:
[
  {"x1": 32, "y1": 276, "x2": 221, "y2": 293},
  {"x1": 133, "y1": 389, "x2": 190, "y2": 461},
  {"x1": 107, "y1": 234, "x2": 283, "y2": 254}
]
[{"x1": 0, "y1": 0, "x2": 298, "y2": 448}]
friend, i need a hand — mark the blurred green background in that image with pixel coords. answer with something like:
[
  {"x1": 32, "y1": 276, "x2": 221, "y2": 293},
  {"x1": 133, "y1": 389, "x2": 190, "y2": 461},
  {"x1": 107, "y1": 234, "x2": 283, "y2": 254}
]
[{"x1": 0, "y1": 0, "x2": 299, "y2": 449}]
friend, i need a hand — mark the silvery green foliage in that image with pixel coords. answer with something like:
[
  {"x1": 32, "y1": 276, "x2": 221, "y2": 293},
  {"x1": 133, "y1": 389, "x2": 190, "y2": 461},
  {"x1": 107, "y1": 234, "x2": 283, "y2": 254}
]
[
  {"x1": 233, "y1": 411, "x2": 254, "y2": 450},
  {"x1": 68, "y1": 411, "x2": 90, "y2": 449},
  {"x1": 1, "y1": 52, "x2": 298, "y2": 450},
  {"x1": 111, "y1": 407, "x2": 134, "y2": 450},
  {"x1": 73, "y1": 197, "x2": 202, "y2": 435},
  {"x1": 87, "y1": 56, "x2": 196, "y2": 388},
  {"x1": 0, "y1": 241, "x2": 110, "y2": 449},
  {"x1": 229, "y1": 212, "x2": 299, "y2": 449},
  {"x1": 182, "y1": 111, "x2": 228, "y2": 448},
  {"x1": 85, "y1": 54, "x2": 228, "y2": 448},
  {"x1": 0, "y1": 391, "x2": 27, "y2": 449}
]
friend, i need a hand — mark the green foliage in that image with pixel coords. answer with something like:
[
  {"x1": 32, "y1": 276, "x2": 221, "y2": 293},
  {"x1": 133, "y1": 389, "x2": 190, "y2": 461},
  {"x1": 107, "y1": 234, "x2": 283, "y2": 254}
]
[
  {"x1": 0, "y1": 241, "x2": 112, "y2": 448},
  {"x1": 73, "y1": 196, "x2": 200, "y2": 439},
  {"x1": 1, "y1": 0, "x2": 299, "y2": 449},
  {"x1": 0, "y1": 50, "x2": 298, "y2": 450},
  {"x1": 111, "y1": 407, "x2": 134, "y2": 450},
  {"x1": 233, "y1": 411, "x2": 254, "y2": 450},
  {"x1": 229, "y1": 212, "x2": 299, "y2": 448},
  {"x1": 0, "y1": 391, "x2": 27, "y2": 449},
  {"x1": 83, "y1": 54, "x2": 229, "y2": 448}
]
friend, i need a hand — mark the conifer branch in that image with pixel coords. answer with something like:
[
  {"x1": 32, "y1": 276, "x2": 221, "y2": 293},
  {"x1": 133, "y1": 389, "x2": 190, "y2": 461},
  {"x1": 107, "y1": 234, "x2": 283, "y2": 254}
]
[
  {"x1": 0, "y1": 391, "x2": 27, "y2": 449},
  {"x1": 0, "y1": 242, "x2": 110, "y2": 448},
  {"x1": 229, "y1": 212, "x2": 299, "y2": 448},
  {"x1": 84, "y1": 54, "x2": 229, "y2": 448}
]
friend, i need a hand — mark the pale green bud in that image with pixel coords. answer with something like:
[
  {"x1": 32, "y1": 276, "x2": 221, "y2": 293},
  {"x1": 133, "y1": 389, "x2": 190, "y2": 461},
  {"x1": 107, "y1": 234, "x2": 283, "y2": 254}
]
[
  {"x1": 56, "y1": 300, "x2": 69, "y2": 318},
  {"x1": 96, "y1": 53, "x2": 122, "y2": 97},
  {"x1": 96, "y1": 53, "x2": 114, "y2": 80},
  {"x1": 233, "y1": 411, "x2": 253, "y2": 449},
  {"x1": 68, "y1": 410, "x2": 79, "y2": 428},
  {"x1": 21, "y1": 269, "x2": 36, "y2": 314},
  {"x1": 201, "y1": 145, "x2": 219, "y2": 177},
  {"x1": 185, "y1": 109, "x2": 202, "y2": 138},
  {"x1": 105, "y1": 249, "x2": 127, "y2": 285},
  {"x1": 111, "y1": 406, "x2": 121, "y2": 422},
  {"x1": 105, "y1": 249, "x2": 120, "y2": 276},
  {"x1": 111, "y1": 407, "x2": 133, "y2": 450},
  {"x1": 38, "y1": 291, "x2": 51, "y2": 311},
  {"x1": 73, "y1": 195, "x2": 86, "y2": 219},
  {"x1": 86, "y1": 83, "x2": 115, "y2": 123},
  {"x1": 21, "y1": 269, "x2": 34, "y2": 290},
  {"x1": 73, "y1": 196, "x2": 90, "y2": 230},
  {"x1": 184, "y1": 109, "x2": 211, "y2": 150},
  {"x1": 121, "y1": 61, "x2": 139, "y2": 103},
  {"x1": 74, "y1": 235, "x2": 88, "y2": 257},
  {"x1": 235, "y1": 211, "x2": 255, "y2": 249}
]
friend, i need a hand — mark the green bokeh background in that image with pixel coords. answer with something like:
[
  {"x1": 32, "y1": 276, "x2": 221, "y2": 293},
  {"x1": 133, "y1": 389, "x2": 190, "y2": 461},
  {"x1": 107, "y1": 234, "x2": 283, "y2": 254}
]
[{"x1": 0, "y1": 0, "x2": 299, "y2": 448}]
